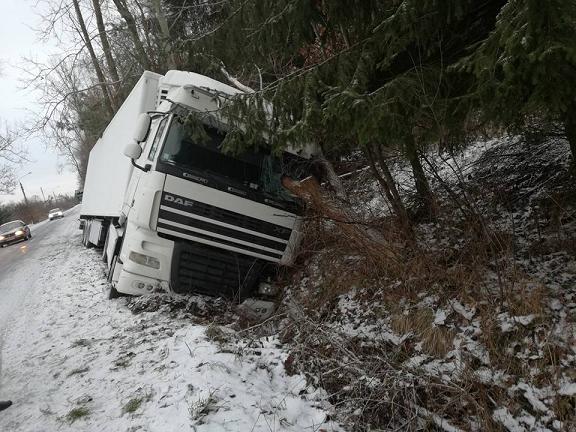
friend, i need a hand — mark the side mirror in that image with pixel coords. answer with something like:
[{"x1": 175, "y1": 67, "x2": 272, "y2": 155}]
[
  {"x1": 133, "y1": 113, "x2": 151, "y2": 143},
  {"x1": 123, "y1": 141, "x2": 143, "y2": 160}
]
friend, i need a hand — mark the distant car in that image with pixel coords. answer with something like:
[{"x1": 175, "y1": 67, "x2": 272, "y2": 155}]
[
  {"x1": 0, "y1": 220, "x2": 32, "y2": 247},
  {"x1": 48, "y1": 208, "x2": 64, "y2": 221}
]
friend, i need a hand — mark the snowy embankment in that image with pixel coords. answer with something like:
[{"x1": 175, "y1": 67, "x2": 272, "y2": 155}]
[
  {"x1": 0, "y1": 208, "x2": 340, "y2": 432},
  {"x1": 282, "y1": 137, "x2": 576, "y2": 431}
]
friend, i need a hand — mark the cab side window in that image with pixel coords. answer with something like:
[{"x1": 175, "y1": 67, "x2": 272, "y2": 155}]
[{"x1": 148, "y1": 117, "x2": 169, "y2": 161}]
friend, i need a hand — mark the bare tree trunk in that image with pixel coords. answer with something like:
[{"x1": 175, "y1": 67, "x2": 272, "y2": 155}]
[
  {"x1": 132, "y1": 0, "x2": 154, "y2": 53},
  {"x1": 111, "y1": 0, "x2": 151, "y2": 70},
  {"x1": 71, "y1": 0, "x2": 114, "y2": 115},
  {"x1": 366, "y1": 145, "x2": 412, "y2": 236},
  {"x1": 91, "y1": 0, "x2": 121, "y2": 104},
  {"x1": 150, "y1": 0, "x2": 176, "y2": 69},
  {"x1": 317, "y1": 153, "x2": 346, "y2": 200},
  {"x1": 374, "y1": 147, "x2": 405, "y2": 213},
  {"x1": 406, "y1": 136, "x2": 436, "y2": 220}
]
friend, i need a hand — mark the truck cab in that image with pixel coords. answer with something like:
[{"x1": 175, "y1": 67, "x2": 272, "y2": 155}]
[{"x1": 81, "y1": 71, "x2": 315, "y2": 303}]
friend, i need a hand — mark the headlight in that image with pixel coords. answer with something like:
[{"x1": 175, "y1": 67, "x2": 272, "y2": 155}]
[
  {"x1": 132, "y1": 281, "x2": 155, "y2": 291},
  {"x1": 128, "y1": 251, "x2": 160, "y2": 269},
  {"x1": 15, "y1": 230, "x2": 24, "y2": 236},
  {"x1": 0, "y1": 235, "x2": 4, "y2": 241}
]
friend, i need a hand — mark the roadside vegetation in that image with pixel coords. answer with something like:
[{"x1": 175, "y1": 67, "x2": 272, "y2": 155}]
[
  {"x1": 63, "y1": 406, "x2": 90, "y2": 424},
  {"x1": 0, "y1": 195, "x2": 80, "y2": 225},
  {"x1": 273, "y1": 136, "x2": 576, "y2": 430}
]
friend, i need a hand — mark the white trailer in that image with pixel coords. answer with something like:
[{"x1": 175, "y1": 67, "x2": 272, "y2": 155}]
[
  {"x1": 80, "y1": 70, "x2": 315, "y2": 307},
  {"x1": 81, "y1": 71, "x2": 161, "y2": 247}
]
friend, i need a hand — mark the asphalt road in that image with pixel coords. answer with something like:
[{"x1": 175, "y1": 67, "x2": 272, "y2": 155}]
[
  {"x1": 0, "y1": 210, "x2": 79, "y2": 278},
  {"x1": 0, "y1": 219, "x2": 49, "y2": 274},
  {"x1": 0, "y1": 206, "x2": 81, "y2": 380}
]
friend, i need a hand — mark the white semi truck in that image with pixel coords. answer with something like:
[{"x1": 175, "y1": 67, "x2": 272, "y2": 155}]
[{"x1": 80, "y1": 70, "x2": 315, "y2": 304}]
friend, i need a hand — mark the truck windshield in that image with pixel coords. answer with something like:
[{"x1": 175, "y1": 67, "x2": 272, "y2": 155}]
[{"x1": 159, "y1": 118, "x2": 309, "y2": 202}]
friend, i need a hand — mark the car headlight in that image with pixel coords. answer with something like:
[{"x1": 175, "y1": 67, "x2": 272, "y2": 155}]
[
  {"x1": 15, "y1": 230, "x2": 24, "y2": 236},
  {"x1": 0, "y1": 235, "x2": 4, "y2": 241},
  {"x1": 128, "y1": 251, "x2": 160, "y2": 269}
]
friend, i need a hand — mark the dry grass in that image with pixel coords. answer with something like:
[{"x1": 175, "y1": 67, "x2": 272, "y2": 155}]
[
  {"x1": 506, "y1": 282, "x2": 547, "y2": 316},
  {"x1": 122, "y1": 397, "x2": 143, "y2": 415},
  {"x1": 277, "y1": 158, "x2": 576, "y2": 431},
  {"x1": 390, "y1": 308, "x2": 455, "y2": 358},
  {"x1": 63, "y1": 407, "x2": 90, "y2": 424}
]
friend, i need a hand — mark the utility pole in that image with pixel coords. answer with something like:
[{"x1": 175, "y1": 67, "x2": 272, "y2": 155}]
[
  {"x1": 18, "y1": 172, "x2": 33, "y2": 224},
  {"x1": 20, "y1": 181, "x2": 29, "y2": 206},
  {"x1": 40, "y1": 187, "x2": 47, "y2": 202}
]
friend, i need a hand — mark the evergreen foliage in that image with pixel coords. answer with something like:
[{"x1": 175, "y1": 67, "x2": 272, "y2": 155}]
[
  {"x1": 191, "y1": 0, "x2": 509, "y2": 217},
  {"x1": 31, "y1": 0, "x2": 576, "y2": 214},
  {"x1": 461, "y1": 0, "x2": 576, "y2": 159}
]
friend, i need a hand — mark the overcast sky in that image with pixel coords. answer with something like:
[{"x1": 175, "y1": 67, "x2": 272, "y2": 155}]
[{"x1": 0, "y1": 0, "x2": 78, "y2": 204}]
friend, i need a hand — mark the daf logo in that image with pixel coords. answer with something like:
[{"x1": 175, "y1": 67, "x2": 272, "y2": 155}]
[{"x1": 164, "y1": 194, "x2": 195, "y2": 207}]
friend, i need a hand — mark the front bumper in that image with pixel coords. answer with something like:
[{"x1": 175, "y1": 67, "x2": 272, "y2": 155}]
[
  {"x1": 113, "y1": 221, "x2": 174, "y2": 296},
  {"x1": 0, "y1": 233, "x2": 27, "y2": 246},
  {"x1": 116, "y1": 268, "x2": 169, "y2": 296}
]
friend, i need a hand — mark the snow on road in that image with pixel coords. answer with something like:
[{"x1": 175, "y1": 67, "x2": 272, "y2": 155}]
[{"x1": 0, "y1": 207, "x2": 340, "y2": 432}]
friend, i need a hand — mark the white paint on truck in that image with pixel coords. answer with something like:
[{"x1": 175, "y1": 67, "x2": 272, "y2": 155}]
[
  {"x1": 82, "y1": 72, "x2": 161, "y2": 218},
  {"x1": 80, "y1": 70, "x2": 315, "y2": 299}
]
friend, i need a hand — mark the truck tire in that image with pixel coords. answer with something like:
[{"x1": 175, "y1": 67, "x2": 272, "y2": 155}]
[
  {"x1": 82, "y1": 223, "x2": 93, "y2": 248},
  {"x1": 101, "y1": 228, "x2": 109, "y2": 263}
]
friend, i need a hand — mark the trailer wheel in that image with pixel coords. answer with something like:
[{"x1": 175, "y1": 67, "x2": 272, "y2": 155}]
[
  {"x1": 82, "y1": 222, "x2": 94, "y2": 248},
  {"x1": 101, "y1": 228, "x2": 109, "y2": 263}
]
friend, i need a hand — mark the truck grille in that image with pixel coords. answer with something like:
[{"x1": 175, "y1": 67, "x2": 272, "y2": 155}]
[
  {"x1": 171, "y1": 241, "x2": 264, "y2": 298},
  {"x1": 157, "y1": 192, "x2": 292, "y2": 262}
]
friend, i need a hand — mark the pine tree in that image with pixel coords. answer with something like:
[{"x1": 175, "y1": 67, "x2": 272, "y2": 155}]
[
  {"x1": 462, "y1": 0, "x2": 576, "y2": 166},
  {"x1": 188, "y1": 0, "x2": 507, "y2": 220}
]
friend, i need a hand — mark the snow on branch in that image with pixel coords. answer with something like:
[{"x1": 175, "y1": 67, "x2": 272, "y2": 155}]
[{"x1": 219, "y1": 64, "x2": 255, "y2": 93}]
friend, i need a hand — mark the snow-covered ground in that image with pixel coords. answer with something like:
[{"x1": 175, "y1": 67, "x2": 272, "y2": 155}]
[
  {"x1": 0, "y1": 207, "x2": 340, "y2": 432},
  {"x1": 284, "y1": 137, "x2": 576, "y2": 431}
]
